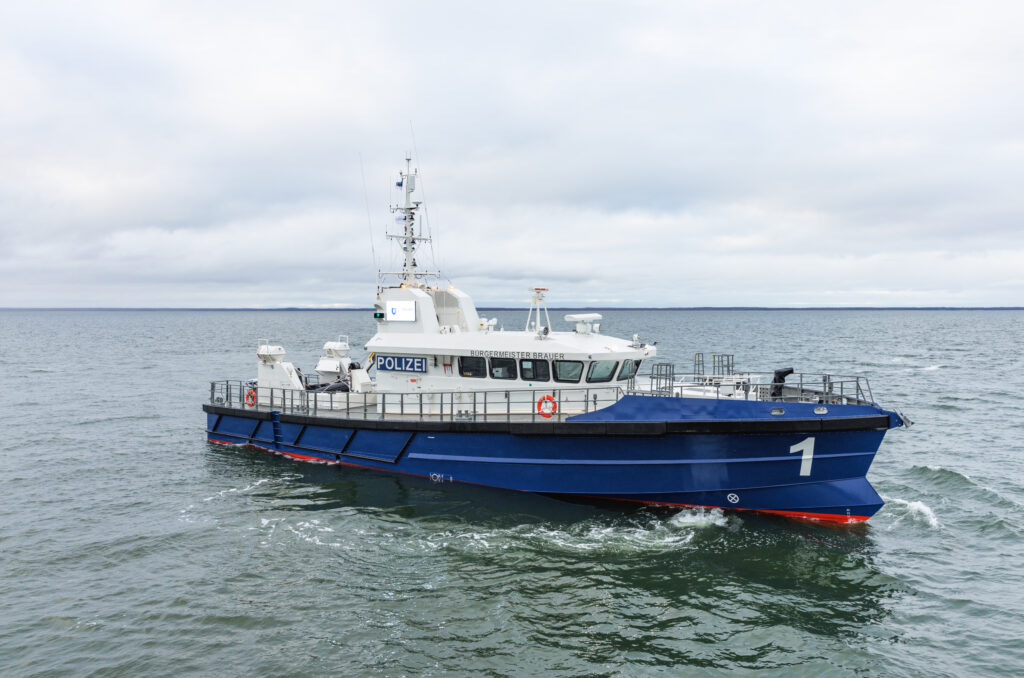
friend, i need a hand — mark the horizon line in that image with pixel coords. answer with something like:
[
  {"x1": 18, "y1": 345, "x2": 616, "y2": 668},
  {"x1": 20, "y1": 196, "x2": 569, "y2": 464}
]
[{"x1": 2, "y1": 306, "x2": 1022, "y2": 312}]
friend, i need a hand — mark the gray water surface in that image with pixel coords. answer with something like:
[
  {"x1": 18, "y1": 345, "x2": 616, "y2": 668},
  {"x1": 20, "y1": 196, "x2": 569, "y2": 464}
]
[{"x1": 2, "y1": 309, "x2": 1022, "y2": 677}]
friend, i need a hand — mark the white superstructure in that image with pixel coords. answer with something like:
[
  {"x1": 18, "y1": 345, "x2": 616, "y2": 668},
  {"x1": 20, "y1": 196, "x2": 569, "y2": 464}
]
[{"x1": 366, "y1": 158, "x2": 654, "y2": 396}]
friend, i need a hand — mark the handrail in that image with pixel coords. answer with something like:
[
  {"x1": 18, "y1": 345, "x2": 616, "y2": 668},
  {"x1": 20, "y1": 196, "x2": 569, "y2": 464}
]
[
  {"x1": 629, "y1": 369, "x2": 873, "y2": 405},
  {"x1": 210, "y1": 380, "x2": 624, "y2": 422},
  {"x1": 209, "y1": 366, "x2": 876, "y2": 423}
]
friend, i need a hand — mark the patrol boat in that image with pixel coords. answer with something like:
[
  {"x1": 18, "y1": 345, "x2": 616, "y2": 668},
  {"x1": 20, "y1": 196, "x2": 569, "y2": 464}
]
[{"x1": 203, "y1": 158, "x2": 909, "y2": 523}]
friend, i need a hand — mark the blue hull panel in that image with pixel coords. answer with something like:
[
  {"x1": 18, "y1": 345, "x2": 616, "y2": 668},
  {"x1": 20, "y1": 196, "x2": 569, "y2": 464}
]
[{"x1": 205, "y1": 404, "x2": 891, "y2": 522}]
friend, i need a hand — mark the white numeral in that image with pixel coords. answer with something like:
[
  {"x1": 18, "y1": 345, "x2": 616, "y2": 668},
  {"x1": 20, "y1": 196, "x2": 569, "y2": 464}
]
[{"x1": 790, "y1": 437, "x2": 815, "y2": 477}]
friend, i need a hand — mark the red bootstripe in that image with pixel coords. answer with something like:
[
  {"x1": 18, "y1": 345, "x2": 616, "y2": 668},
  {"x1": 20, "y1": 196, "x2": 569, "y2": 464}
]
[{"x1": 578, "y1": 494, "x2": 870, "y2": 523}]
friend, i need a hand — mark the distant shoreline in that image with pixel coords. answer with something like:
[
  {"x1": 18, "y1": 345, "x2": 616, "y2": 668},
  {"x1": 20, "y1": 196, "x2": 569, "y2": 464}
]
[{"x1": 3, "y1": 306, "x2": 1022, "y2": 312}]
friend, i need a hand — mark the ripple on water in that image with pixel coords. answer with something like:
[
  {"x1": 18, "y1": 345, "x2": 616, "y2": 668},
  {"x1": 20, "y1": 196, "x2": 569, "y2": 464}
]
[
  {"x1": 413, "y1": 508, "x2": 736, "y2": 556},
  {"x1": 881, "y1": 497, "x2": 940, "y2": 529}
]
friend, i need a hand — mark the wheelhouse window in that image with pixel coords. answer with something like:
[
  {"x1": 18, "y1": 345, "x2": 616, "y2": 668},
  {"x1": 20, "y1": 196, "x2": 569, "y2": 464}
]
[
  {"x1": 617, "y1": 359, "x2": 641, "y2": 381},
  {"x1": 459, "y1": 356, "x2": 486, "y2": 378},
  {"x1": 489, "y1": 357, "x2": 517, "y2": 380},
  {"x1": 519, "y1": 359, "x2": 550, "y2": 382},
  {"x1": 586, "y1": 360, "x2": 619, "y2": 383},
  {"x1": 553, "y1": 360, "x2": 584, "y2": 383}
]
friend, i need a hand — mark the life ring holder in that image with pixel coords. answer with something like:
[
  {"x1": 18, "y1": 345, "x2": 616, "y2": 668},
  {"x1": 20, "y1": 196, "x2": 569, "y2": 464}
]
[
  {"x1": 536, "y1": 394, "x2": 557, "y2": 418},
  {"x1": 245, "y1": 389, "x2": 257, "y2": 407}
]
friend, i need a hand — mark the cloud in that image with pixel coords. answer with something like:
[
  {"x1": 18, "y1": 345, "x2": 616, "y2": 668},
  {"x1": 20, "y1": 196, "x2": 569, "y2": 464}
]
[{"x1": 0, "y1": 1, "x2": 1022, "y2": 307}]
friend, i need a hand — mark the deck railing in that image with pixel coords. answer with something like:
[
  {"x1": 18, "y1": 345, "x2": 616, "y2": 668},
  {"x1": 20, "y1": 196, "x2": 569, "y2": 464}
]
[
  {"x1": 208, "y1": 370, "x2": 874, "y2": 423},
  {"x1": 209, "y1": 380, "x2": 623, "y2": 422},
  {"x1": 628, "y1": 371, "x2": 874, "y2": 406}
]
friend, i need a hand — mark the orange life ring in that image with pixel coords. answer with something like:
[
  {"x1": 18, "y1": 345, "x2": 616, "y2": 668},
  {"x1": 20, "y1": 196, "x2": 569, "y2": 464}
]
[
  {"x1": 537, "y1": 394, "x2": 557, "y2": 418},
  {"x1": 245, "y1": 389, "x2": 257, "y2": 407}
]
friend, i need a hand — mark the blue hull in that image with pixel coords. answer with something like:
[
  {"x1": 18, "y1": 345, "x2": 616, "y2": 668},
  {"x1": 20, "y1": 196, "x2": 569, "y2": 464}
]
[{"x1": 204, "y1": 396, "x2": 899, "y2": 522}]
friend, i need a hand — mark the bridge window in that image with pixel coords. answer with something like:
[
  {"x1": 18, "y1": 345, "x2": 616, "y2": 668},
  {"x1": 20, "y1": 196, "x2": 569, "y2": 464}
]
[
  {"x1": 489, "y1": 357, "x2": 517, "y2": 380},
  {"x1": 553, "y1": 360, "x2": 584, "y2": 383},
  {"x1": 586, "y1": 360, "x2": 619, "y2": 383},
  {"x1": 617, "y1": 359, "x2": 641, "y2": 381},
  {"x1": 519, "y1": 359, "x2": 550, "y2": 382},
  {"x1": 459, "y1": 356, "x2": 486, "y2": 378}
]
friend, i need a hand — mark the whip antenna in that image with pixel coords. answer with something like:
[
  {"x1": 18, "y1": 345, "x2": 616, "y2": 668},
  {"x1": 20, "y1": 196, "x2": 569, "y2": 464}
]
[
  {"x1": 409, "y1": 121, "x2": 442, "y2": 277},
  {"x1": 358, "y1": 153, "x2": 378, "y2": 273}
]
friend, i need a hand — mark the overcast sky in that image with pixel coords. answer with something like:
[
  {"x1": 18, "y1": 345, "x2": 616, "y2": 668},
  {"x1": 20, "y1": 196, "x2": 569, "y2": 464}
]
[{"x1": 1, "y1": 1, "x2": 1021, "y2": 308}]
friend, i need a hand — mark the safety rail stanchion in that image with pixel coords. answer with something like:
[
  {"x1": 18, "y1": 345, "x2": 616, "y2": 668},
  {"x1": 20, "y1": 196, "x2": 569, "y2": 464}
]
[{"x1": 206, "y1": 374, "x2": 884, "y2": 422}]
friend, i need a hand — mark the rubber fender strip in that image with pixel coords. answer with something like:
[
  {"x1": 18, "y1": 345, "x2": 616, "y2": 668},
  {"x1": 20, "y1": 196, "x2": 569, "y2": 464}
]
[
  {"x1": 339, "y1": 430, "x2": 356, "y2": 455},
  {"x1": 395, "y1": 433, "x2": 415, "y2": 463}
]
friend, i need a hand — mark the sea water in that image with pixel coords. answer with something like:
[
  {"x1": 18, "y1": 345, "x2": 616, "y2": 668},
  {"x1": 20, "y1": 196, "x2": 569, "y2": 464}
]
[{"x1": 1, "y1": 309, "x2": 1022, "y2": 677}]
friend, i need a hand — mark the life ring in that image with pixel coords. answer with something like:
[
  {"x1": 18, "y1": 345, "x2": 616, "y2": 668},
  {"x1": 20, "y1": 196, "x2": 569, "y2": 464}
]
[
  {"x1": 537, "y1": 394, "x2": 557, "y2": 418},
  {"x1": 245, "y1": 389, "x2": 257, "y2": 407}
]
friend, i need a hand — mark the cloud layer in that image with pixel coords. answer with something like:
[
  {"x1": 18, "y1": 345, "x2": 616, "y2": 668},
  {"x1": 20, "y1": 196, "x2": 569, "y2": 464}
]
[{"x1": 1, "y1": 1, "x2": 1021, "y2": 307}]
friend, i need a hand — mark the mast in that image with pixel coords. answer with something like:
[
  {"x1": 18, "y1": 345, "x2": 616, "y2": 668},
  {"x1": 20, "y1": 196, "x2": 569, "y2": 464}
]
[
  {"x1": 525, "y1": 287, "x2": 552, "y2": 336},
  {"x1": 384, "y1": 156, "x2": 437, "y2": 286}
]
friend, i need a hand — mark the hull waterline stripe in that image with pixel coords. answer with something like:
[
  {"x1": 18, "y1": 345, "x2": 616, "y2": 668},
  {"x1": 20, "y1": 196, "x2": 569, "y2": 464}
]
[
  {"x1": 562, "y1": 494, "x2": 871, "y2": 523},
  {"x1": 406, "y1": 450, "x2": 874, "y2": 466}
]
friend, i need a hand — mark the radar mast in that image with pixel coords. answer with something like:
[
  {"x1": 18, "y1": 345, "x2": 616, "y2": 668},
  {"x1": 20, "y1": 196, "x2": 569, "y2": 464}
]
[{"x1": 384, "y1": 156, "x2": 438, "y2": 287}]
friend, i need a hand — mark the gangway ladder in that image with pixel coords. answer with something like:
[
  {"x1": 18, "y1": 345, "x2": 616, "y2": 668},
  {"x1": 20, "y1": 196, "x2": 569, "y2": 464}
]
[{"x1": 651, "y1": 363, "x2": 676, "y2": 396}]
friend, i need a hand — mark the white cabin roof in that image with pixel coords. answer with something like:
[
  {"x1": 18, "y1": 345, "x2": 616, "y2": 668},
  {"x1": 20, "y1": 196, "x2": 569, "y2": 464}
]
[{"x1": 366, "y1": 329, "x2": 652, "y2": 361}]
